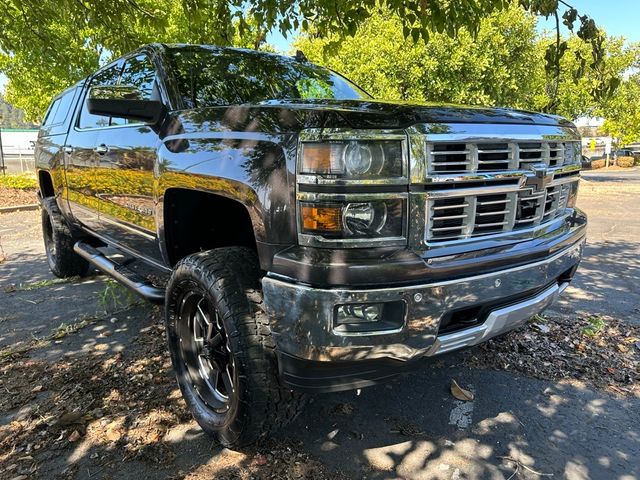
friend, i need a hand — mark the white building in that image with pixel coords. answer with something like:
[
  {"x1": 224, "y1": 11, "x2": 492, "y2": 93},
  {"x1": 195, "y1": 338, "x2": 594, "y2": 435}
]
[
  {"x1": 0, "y1": 128, "x2": 38, "y2": 155},
  {"x1": 0, "y1": 128, "x2": 38, "y2": 173}
]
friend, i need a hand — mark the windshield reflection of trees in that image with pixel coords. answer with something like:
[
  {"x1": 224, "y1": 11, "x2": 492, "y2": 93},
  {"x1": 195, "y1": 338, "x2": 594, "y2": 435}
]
[{"x1": 165, "y1": 46, "x2": 368, "y2": 108}]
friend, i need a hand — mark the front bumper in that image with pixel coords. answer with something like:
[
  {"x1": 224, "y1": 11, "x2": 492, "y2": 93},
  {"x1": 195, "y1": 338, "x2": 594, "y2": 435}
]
[{"x1": 263, "y1": 234, "x2": 585, "y2": 393}]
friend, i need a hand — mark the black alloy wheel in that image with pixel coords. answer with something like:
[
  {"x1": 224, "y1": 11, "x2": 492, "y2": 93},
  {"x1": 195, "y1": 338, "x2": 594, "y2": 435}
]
[{"x1": 177, "y1": 291, "x2": 235, "y2": 413}]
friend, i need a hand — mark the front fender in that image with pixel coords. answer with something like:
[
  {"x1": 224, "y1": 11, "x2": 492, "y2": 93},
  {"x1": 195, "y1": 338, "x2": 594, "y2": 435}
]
[{"x1": 156, "y1": 130, "x2": 297, "y2": 267}]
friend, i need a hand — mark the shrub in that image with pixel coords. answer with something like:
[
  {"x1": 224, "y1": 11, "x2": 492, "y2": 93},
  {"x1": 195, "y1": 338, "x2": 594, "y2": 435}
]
[
  {"x1": 0, "y1": 173, "x2": 37, "y2": 190},
  {"x1": 591, "y1": 159, "x2": 606, "y2": 169},
  {"x1": 616, "y1": 156, "x2": 635, "y2": 168}
]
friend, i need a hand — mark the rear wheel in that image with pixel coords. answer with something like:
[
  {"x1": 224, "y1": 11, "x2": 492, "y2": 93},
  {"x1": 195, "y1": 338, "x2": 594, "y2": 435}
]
[
  {"x1": 165, "y1": 247, "x2": 304, "y2": 447},
  {"x1": 41, "y1": 197, "x2": 90, "y2": 278}
]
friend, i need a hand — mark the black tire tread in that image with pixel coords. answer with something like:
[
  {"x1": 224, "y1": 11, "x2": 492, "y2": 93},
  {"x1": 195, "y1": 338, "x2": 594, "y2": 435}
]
[
  {"x1": 166, "y1": 247, "x2": 305, "y2": 447},
  {"x1": 41, "y1": 197, "x2": 90, "y2": 278}
]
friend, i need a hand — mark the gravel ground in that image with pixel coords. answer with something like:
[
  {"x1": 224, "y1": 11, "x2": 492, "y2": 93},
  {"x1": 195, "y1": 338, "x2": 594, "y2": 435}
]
[{"x1": 0, "y1": 170, "x2": 638, "y2": 480}]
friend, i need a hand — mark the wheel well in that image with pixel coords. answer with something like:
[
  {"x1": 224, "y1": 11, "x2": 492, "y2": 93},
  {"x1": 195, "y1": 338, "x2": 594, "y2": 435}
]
[
  {"x1": 163, "y1": 188, "x2": 257, "y2": 266},
  {"x1": 38, "y1": 170, "x2": 55, "y2": 198}
]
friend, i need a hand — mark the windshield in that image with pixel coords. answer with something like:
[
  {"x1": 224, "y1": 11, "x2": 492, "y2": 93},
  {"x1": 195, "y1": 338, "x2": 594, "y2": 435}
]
[{"x1": 165, "y1": 46, "x2": 371, "y2": 108}]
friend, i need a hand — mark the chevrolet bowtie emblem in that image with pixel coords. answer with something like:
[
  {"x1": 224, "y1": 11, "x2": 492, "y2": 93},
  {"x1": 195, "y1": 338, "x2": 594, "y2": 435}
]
[{"x1": 525, "y1": 163, "x2": 553, "y2": 192}]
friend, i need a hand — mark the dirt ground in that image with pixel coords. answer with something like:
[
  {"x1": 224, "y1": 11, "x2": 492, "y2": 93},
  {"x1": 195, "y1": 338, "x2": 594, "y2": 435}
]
[
  {"x1": 0, "y1": 169, "x2": 638, "y2": 480},
  {"x1": 0, "y1": 187, "x2": 37, "y2": 209}
]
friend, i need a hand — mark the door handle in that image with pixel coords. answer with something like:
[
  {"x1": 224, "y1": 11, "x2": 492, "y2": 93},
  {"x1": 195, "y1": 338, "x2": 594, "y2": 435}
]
[
  {"x1": 94, "y1": 144, "x2": 109, "y2": 155},
  {"x1": 63, "y1": 145, "x2": 74, "y2": 154}
]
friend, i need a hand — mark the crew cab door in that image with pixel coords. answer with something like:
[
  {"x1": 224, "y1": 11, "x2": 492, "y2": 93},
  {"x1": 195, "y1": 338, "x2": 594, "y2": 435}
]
[
  {"x1": 65, "y1": 62, "x2": 124, "y2": 231},
  {"x1": 93, "y1": 54, "x2": 164, "y2": 263}
]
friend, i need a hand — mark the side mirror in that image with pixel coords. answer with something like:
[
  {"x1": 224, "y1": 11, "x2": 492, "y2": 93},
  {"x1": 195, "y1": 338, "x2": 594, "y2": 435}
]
[{"x1": 87, "y1": 85, "x2": 166, "y2": 124}]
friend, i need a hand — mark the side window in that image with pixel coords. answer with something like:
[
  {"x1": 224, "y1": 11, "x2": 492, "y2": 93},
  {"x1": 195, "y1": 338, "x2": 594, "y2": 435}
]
[
  {"x1": 111, "y1": 54, "x2": 159, "y2": 126},
  {"x1": 120, "y1": 55, "x2": 158, "y2": 100},
  {"x1": 49, "y1": 89, "x2": 76, "y2": 125},
  {"x1": 77, "y1": 63, "x2": 123, "y2": 129},
  {"x1": 42, "y1": 99, "x2": 61, "y2": 127},
  {"x1": 42, "y1": 88, "x2": 77, "y2": 127},
  {"x1": 41, "y1": 88, "x2": 79, "y2": 136}
]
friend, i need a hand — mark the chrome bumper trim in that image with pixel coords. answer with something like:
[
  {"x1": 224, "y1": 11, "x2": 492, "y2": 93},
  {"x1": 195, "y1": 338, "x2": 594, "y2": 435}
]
[
  {"x1": 428, "y1": 282, "x2": 565, "y2": 356},
  {"x1": 263, "y1": 238, "x2": 584, "y2": 363}
]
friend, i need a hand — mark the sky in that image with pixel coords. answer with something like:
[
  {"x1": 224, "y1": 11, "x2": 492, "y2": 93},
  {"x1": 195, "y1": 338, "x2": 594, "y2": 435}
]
[
  {"x1": 267, "y1": 0, "x2": 640, "y2": 52},
  {"x1": 1, "y1": 0, "x2": 639, "y2": 95},
  {"x1": 537, "y1": 0, "x2": 640, "y2": 42}
]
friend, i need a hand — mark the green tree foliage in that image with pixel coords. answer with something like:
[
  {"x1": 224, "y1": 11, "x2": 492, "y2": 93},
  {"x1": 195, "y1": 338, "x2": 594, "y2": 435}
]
[
  {"x1": 548, "y1": 35, "x2": 639, "y2": 119},
  {"x1": 602, "y1": 73, "x2": 640, "y2": 145},
  {"x1": 295, "y1": 6, "x2": 639, "y2": 122},
  {"x1": 295, "y1": 5, "x2": 547, "y2": 111},
  {"x1": 0, "y1": 0, "x2": 608, "y2": 121}
]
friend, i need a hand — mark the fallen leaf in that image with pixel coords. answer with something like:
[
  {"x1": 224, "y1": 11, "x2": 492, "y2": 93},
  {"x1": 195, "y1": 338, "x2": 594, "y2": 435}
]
[
  {"x1": 31, "y1": 385, "x2": 43, "y2": 393},
  {"x1": 607, "y1": 367, "x2": 616, "y2": 374},
  {"x1": 252, "y1": 454, "x2": 268, "y2": 466},
  {"x1": 68, "y1": 430, "x2": 81, "y2": 442},
  {"x1": 534, "y1": 323, "x2": 550, "y2": 333},
  {"x1": 105, "y1": 422, "x2": 124, "y2": 442},
  {"x1": 55, "y1": 411, "x2": 84, "y2": 426},
  {"x1": 617, "y1": 344, "x2": 629, "y2": 353},
  {"x1": 451, "y1": 379, "x2": 474, "y2": 401}
]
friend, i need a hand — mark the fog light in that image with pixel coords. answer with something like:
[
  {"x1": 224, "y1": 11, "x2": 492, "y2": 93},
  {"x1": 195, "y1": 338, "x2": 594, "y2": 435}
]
[
  {"x1": 333, "y1": 301, "x2": 406, "y2": 334},
  {"x1": 336, "y1": 303, "x2": 383, "y2": 324}
]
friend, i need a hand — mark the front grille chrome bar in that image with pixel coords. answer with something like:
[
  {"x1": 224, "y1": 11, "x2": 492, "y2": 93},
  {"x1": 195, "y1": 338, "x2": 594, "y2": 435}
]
[
  {"x1": 406, "y1": 122, "x2": 582, "y2": 250},
  {"x1": 423, "y1": 176, "x2": 578, "y2": 243}
]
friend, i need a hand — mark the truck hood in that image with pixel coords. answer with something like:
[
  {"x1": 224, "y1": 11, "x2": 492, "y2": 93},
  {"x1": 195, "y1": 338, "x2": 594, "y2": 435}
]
[
  {"x1": 169, "y1": 98, "x2": 575, "y2": 139},
  {"x1": 254, "y1": 98, "x2": 574, "y2": 129}
]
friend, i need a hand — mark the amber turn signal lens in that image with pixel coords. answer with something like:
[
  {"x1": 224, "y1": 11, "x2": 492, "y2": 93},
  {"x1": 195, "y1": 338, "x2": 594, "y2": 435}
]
[
  {"x1": 301, "y1": 204, "x2": 343, "y2": 233},
  {"x1": 301, "y1": 143, "x2": 337, "y2": 174}
]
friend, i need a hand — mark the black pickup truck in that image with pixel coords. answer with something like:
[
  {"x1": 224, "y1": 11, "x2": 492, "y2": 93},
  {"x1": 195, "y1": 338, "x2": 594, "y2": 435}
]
[{"x1": 35, "y1": 43, "x2": 586, "y2": 447}]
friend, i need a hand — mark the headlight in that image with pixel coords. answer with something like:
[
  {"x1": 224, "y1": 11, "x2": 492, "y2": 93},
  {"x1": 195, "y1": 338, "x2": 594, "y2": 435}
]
[
  {"x1": 299, "y1": 140, "x2": 405, "y2": 180},
  {"x1": 298, "y1": 196, "x2": 406, "y2": 246},
  {"x1": 296, "y1": 129, "x2": 408, "y2": 248}
]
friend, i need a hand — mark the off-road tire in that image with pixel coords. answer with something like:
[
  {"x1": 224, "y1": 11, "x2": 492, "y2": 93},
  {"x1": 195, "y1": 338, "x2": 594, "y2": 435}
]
[
  {"x1": 41, "y1": 197, "x2": 91, "y2": 278},
  {"x1": 165, "y1": 247, "x2": 305, "y2": 447}
]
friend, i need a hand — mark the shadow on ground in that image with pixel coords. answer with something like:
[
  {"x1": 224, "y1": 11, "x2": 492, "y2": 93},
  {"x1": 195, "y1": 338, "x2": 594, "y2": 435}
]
[
  {"x1": 554, "y1": 241, "x2": 640, "y2": 324},
  {"x1": 2, "y1": 315, "x2": 638, "y2": 480}
]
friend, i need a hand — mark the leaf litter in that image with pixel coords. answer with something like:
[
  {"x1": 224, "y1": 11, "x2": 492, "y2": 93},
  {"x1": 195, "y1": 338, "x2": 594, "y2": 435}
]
[
  {"x1": 463, "y1": 314, "x2": 640, "y2": 397},
  {"x1": 0, "y1": 306, "x2": 346, "y2": 480}
]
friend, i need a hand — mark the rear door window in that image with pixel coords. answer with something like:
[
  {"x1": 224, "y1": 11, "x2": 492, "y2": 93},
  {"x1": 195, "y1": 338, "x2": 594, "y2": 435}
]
[{"x1": 41, "y1": 87, "x2": 79, "y2": 136}]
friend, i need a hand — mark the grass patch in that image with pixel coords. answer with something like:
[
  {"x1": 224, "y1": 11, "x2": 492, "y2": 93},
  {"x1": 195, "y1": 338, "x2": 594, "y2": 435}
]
[
  {"x1": 582, "y1": 315, "x2": 606, "y2": 337},
  {"x1": 18, "y1": 276, "x2": 81, "y2": 291},
  {"x1": 98, "y1": 278, "x2": 137, "y2": 313},
  {"x1": 0, "y1": 173, "x2": 38, "y2": 190}
]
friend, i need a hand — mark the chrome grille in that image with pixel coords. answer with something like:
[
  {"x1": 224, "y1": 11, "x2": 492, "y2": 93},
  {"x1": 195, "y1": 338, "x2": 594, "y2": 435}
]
[
  {"x1": 426, "y1": 140, "x2": 580, "y2": 174},
  {"x1": 427, "y1": 183, "x2": 573, "y2": 242}
]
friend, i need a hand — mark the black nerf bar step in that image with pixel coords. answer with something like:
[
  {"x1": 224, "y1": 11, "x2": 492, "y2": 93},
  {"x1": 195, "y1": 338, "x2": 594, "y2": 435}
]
[{"x1": 73, "y1": 241, "x2": 165, "y2": 304}]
